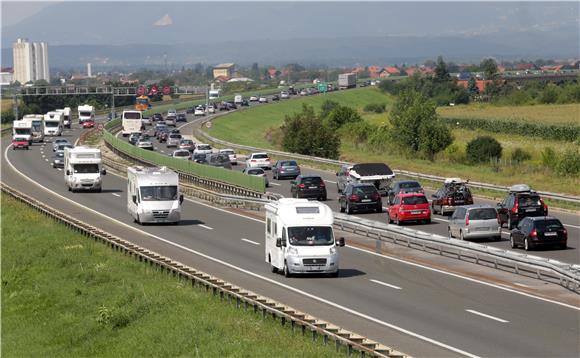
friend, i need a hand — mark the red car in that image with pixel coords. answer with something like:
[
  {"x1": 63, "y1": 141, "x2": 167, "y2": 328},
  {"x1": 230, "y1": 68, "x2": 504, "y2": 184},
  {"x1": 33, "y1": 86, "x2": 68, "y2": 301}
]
[
  {"x1": 82, "y1": 120, "x2": 95, "y2": 128},
  {"x1": 12, "y1": 138, "x2": 29, "y2": 150},
  {"x1": 388, "y1": 192, "x2": 431, "y2": 225}
]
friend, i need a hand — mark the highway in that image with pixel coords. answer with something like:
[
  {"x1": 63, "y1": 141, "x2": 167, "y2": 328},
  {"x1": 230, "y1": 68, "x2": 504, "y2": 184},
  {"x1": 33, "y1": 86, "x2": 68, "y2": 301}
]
[{"x1": 3, "y1": 116, "x2": 579, "y2": 358}]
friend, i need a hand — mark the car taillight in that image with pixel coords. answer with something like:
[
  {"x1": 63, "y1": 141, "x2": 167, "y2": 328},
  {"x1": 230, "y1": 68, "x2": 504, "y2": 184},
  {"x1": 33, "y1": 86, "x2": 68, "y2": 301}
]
[
  {"x1": 298, "y1": 184, "x2": 305, "y2": 189},
  {"x1": 443, "y1": 197, "x2": 450, "y2": 205},
  {"x1": 530, "y1": 229, "x2": 537, "y2": 237},
  {"x1": 562, "y1": 229, "x2": 567, "y2": 239},
  {"x1": 465, "y1": 212, "x2": 469, "y2": 226},
  {"x1": 349, "y1": 194, "x2": 360, "y2": 202},
  {"x1": 512, "y1": 200, "x2": 519, "y2": 214},
  {"x1": 251, "y1": 160, "x2": 256, "y2": 162},
  {"x1": 320, "y1": 182, "x2": 325, "y2": 187},
  {"x1": 541, "y1": 199, "x2": 548, "y2": 215}
]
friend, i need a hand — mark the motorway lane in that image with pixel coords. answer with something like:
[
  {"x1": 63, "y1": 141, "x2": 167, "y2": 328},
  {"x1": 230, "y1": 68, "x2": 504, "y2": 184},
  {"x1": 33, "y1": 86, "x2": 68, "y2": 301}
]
[
  {"x1": 4, "y1": 124, "x2": 580, "y2": 357},
  {"x1": 172, "y1": 115, "x2": 580, "y2": 264}
]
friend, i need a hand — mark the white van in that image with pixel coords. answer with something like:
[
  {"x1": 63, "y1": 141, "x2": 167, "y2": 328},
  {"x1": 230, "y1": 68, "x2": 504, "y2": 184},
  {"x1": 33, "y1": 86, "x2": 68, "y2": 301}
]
[
  {"x1": 265, "y1": 198, "x2": 345, "y2": 277},
  {"x1": 127, "y1": 166, "x2": 183, "y2": 224},
  {"x1": 77, "y1": 104, "x2": 94, "y2": 124},
  {"x1": 43, "y1": 111, "x2": 63, "y2": 136},
  {"x1": 64, "y1": 146, "x2": 106, "y2": 192},
  {"x1": 234, "y1": 94, "x2": 243, "y2": 104}
]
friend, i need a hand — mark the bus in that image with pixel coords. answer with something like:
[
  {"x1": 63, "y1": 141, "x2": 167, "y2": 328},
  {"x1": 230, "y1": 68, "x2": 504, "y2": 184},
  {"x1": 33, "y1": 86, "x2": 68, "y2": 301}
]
[{"x1": 135, "y1": 96, "x2": 151, "y2": 111}]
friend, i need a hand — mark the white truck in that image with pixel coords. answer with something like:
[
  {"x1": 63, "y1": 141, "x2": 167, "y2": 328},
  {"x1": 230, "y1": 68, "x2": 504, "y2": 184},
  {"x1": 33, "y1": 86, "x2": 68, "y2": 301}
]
[
  {"x1": 121, "y1": 110, "x2": 143, "y2": 136},
  {"x1": 43, "y1": 111, "x2": 63, "y2": 136},
  {"x1": 234, "y1": 94, "x2": 243, "y2": 105},
  {"x1": 265, "y1": 198, "x2": 345, "y2": 277},
  {"x1": 12, "y1": 119, "x2": 33, "y2": 144},
  {"x1": 64, "y1": 146, "x2": 106, "y2": 192},
  {"x1": 338, "y1": 73, "x2": 357, "y2": 89},
  {"x1": 127, "y1": 166, "x2": 183, "y2": 224},
  {"x1": 24, "y1": 114, "x2": 45, "y2": 142},
  {"x1": 57, "y1": 107, "x2": 72, "y2": 128},
  {"x1": 209, "y1": 89, "x2": 221, "y2": 99},
  {"x1": 78, "y1": 104, "x2": 94, "y2": 124}
]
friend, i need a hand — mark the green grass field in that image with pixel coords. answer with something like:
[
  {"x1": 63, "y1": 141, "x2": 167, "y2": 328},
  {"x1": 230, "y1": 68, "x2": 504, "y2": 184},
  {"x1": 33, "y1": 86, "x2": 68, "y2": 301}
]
[
  {"x1": 1, "y1": 195, "x2": 343, "y2": 357},
  {"x1": 437, "y1": 103, "x2": 580, "y2": 125},
  {"x1": 207, "y1": 88, "x2": 391, "y2": 149}
]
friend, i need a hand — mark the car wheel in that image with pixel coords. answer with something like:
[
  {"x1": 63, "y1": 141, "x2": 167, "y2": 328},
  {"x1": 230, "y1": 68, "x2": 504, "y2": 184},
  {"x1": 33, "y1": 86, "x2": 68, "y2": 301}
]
[
  {"x1": 524, "y1": 238, "x2": 531, "y2": 251},
  {"x1": 346, "y1": 202, "x2": 353, "y2": 214},
  {"x1": 283, "y1": 261, "x2": 292, "y2": 278},
  {"x1": 388, "y1": 215, "x2": 393, "y2": 224},
  {"x1": 432, "y1": 203, "x2": 438, "y2": 215},
  {"x1": 395, "y1": 216, "x2": 401, "y2": 226},
  {"x1": 269, "y1": 255, "x2": 277, "y2": 273},
  {"x1": 337, "y1": 184, "x2": 341, "y2": 193},
  {"x1": 448, "y1": 227, "x2": 453, "y2": 238},
  {"x1": 424, "y1": 219, "x2": 431, "y2": 224},
  {"x1": 459, "y1": 230, "x2": 465, "y2": 241},
  {"x1": 376, "y1": 205, "x2": 383, "y2": 213},
  {"x1": 340, "y1": 202, "x2": 345, "y2": 213},
  {"x1": 507, "y1": 216, "x2": 512, "y2": 230},
  {"x1": 329, "y1": 270, "x2": 339, "y2": 278},
  {"x1": 510, "y1": 234, "x2": 516, "y2": 248},
  {"x1": 321, "y1": 195, "x2": 327, "y2": 201},
  {"x1": 559, "y1": 243, "x2": 567, "y2": 250}
]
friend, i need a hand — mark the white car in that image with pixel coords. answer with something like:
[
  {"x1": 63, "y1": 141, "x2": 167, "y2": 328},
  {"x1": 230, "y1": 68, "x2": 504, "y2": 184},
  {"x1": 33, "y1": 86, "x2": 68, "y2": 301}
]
[
  {"x1": 194, "y1": 106, "x2": 205, "y2": 116},
  {"x1": 258, "y1": 96, "x2": 268, "y2": 103},
  {"x1": 171, "y1": 149, "x2": 191, "y2": 160},
  {"x1": 167, "y1": 109, "x2": 177, "y2": 117},
  {"x1": 193, "y1": 144, "x2": 213, "y2": 156},
  {"x1": 219, "y1": 148, "x2": 237, "y2": 165},
  {"x1": 246, "y1": 152, "x2": 271, "y2": 169},
  {"x1": 142, "y1": 116, "x2": 152, "y2": 125},
  {"x1": 207, "y1": 105, "x2": 216, "y2": 114},
  {"x1": 249, "y1": 95, "x2": 259, "y2": 102},
  {"x1": 280, "y1": 91, "x2": 289, "y2": 99}
]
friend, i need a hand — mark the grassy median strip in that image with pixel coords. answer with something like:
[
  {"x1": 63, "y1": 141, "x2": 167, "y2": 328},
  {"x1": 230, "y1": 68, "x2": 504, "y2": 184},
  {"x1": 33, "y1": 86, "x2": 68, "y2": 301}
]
[{"x1": 1, "y1": 195, "x2": 342, "y2": 357}]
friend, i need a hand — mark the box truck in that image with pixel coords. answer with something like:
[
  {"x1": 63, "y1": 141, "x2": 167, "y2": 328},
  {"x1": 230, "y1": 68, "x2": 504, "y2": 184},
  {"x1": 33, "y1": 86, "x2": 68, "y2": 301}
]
[{"x1": 338, "y1": 73, "x2": 357, "y2": 89}]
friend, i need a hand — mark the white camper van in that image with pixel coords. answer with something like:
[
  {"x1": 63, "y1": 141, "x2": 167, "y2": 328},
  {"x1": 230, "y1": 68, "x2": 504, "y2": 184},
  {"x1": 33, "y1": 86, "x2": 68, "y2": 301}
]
[
  {"x1": 57, "y1": 107, "x2": 72, "y2": 128},
  {"x1": 265, "y1": 198, "x2": 345, "y2": 277},
  {"x1": 12, "y1": 119, "x2": 33, "y2": 144},
  {"x1": 78, "y1": 104, "x2": 94, "y2": 124},
  {"x1": 122, "y1": 110, "x2": 143, "y2": 136},
  {"x1": 24, "y1": 114, "x2": 45, "y2": 142},
  {"x1": 64, "y1": 146, "x2": 106, "y2": 192},
  {"x1": 127, "y1": 166, "x2": 183, "y2": 224},
  {"x1": 43, "y1": 111, "x2": 63, "y2": 136},
  {"x1": 234, "y1": 94, "x2": 243, "y2": 104},
  {"x1": 209, "y1": 89, "x2": 221, "y2": 99}
]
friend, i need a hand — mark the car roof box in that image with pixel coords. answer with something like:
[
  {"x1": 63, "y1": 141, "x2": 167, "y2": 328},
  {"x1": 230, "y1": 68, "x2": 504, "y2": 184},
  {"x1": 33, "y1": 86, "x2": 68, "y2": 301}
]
[
  {"x1": 444, "y1": 177, "x2": 466, "y2": 184},
  {"x1": 509, "y1": 184, "x2": 531, "y2": 193},
  {"x1": 351, "y1": 163, "x2": 394, "y2": 177}
]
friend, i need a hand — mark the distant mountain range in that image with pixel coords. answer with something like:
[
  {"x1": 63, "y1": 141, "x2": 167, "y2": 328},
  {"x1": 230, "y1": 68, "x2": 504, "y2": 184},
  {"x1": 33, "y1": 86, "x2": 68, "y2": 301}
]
[{"x1": 1, "y1": 1, "x2": 578, "y2": 68}]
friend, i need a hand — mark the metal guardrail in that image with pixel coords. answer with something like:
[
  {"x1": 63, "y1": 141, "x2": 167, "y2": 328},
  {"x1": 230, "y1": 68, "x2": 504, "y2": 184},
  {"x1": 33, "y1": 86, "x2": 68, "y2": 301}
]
[
  {"x1": 1, "y1": 182, "x2": 407, "y2": 358},
  {"x1": 196, "y1": 120, "x2": 580, "y2": 205},
  {"x1": 333, "y1": 213, "x2": 580, "y2": 293},
  {"x1": 103, "y1": 120, "x2": 266, "y2": 195}
]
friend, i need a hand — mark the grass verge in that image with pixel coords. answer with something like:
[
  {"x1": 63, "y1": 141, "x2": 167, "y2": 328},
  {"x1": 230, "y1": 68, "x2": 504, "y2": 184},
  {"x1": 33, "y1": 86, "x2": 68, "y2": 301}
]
[{"x1": 1, "y1": 195, "x2": 343, "y2": 357}]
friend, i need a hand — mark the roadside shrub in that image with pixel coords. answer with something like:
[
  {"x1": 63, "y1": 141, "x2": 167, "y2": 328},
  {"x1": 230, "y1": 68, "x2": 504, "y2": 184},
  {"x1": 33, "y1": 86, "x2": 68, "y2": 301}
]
[
  {"x1": 320, "y1": 100, "x2": 340, "y2": 118},
  {"x1": 341, "y1": 121, "x2": 376, "y2": 148},
  {"x1": 556, "y1": 149, "x2": 580, "y2": 176},
  {"x1": 540, "y1": 147, "x2": 559, "y2": 169},
  {"x1": 510, "y1": 148, "x2": 532, "y2": 163},
  {"x1": 418, "y1": 122, "x2": 453, "y2": 160},
  {"x1": 441, "y1": 143, "x2": 465, "y2": 163},
  {"x1": 363, "y1": 103, "x2": 387, "y2": 113},
  {"x1": 326, "y1": 105, "x2": 362, "y2": 129},
  {"x1": 538, "y1": 84, "x2": 561, "y2": 104},
  {"x1": 465, "y1": 136, "x2": 502, "y2": 163}
]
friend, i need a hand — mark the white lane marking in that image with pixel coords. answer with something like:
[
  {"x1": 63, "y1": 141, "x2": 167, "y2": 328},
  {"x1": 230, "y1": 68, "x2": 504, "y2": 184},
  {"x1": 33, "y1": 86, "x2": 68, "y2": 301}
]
[
  {"x1": 325, "y1": 180, "x2": 337, "y2": 184},
  {"x1": 57, "y1": 168, "x2": 62, "y2": 171},
  {"x1": 241, "y1": 238, "x2": 260, "y2": 246},
  {"x1": 465, "y1": 309, "x2": 509, "y2": 323},
  {"x1": 44, "y1": 159, "x2": 48, "y2": 162},
  {"x1": 4, "y1": 145, "x2": 481, "y2": 358},
  {"x1": 564, "y1": 223, "x2": 580, "y2": 229},
  {"x1": 346, "y1": 245, "x2": 579, "y2": 311},
  {"x1": 432, "y1": 217, "x2": 449, "y2": 223},
  {"x1": 514, "y1": 283, "x2": 530, "y2": 288},
  {"x1": 111, "y1": 193, "x2": 121, "y2": 197},
  {"x1": 370, "y1": 279, "x2": 402, "y2": 290},
  {"x1": 198, "y1": 224, "x2": 213, "y2": 230},
  {"x1": 41, "y1": 155, "x2": 46, "y2": 158},
  {"x1": 269, "y1": 182, "x2": 281, "y2": 186}
]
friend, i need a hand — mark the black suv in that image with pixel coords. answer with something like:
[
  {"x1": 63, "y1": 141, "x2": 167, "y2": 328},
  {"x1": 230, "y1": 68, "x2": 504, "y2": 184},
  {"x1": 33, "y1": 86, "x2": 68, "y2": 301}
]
[
  {"x1": 290, "y1": 175, "x2": 327, "y2": 201},
  {"x1": 510, "y1": 216, "x2": 566, "y2": 251},
  {"x1": 498, "y1": 184, "x2": 548, "y2": 229},
  {"x1": 387, "y1": 180, "x2": 423, "y2": 205},
  {"x1": 339, "y1": 183, "x2": 382, "y2": 214}
]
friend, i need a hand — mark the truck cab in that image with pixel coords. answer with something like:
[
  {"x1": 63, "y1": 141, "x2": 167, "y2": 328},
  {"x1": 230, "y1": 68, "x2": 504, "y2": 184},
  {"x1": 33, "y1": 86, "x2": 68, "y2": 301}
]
[
  {"x1": 265, "y1": 198, "x2": 345, "y2": 277},
  {"x1": 64, "y1": 146, "x2": 106, "y2": 192},
  {"x1": 127, "y1": 166, "x2": 183, "y2": 224}
]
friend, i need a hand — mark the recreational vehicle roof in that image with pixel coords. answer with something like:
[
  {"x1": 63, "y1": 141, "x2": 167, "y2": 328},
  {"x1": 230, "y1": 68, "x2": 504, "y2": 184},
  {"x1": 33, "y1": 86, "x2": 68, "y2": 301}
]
[
  {"x1": 78, "y1": 104, "x2": 94, "y2": 111},
  {"x1": 127, "y1": 166, "x2": 179, "y2": 186},
  {"x1": 44, "y1": 112, "x2": 62, "y2": 120},
  {"x1": 265, "y1": 198, "x2": 334, "y2": 227},
  {"x1": 65, "y1": 146, "x2": 102, "y2": 164}
]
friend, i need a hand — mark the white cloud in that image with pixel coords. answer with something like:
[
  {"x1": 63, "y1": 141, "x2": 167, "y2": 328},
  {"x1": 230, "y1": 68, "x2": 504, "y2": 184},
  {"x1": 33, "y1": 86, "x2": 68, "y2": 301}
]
[{"x1": 153, "y1": 14, "x2": 172, "y2": 27}]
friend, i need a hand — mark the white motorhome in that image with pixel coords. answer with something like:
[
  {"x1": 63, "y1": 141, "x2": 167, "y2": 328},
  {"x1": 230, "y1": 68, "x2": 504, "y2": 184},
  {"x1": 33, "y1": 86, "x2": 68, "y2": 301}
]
[
  {"x1": 24, "y1": 114, "x2": 45, "y2": 142},
  {"x1": 12, "y1": 119, "x2": 33, "y2": 144},
  {"x1": 234, "y1": 94, "x2": 243, "y2": 104},
  {"x1": 121, "y1": 110, "x2": 143, "y2": 136},
  {"x1": 58, "y1": 107, "x2": 72, "y2": 128},
  {"x1": 209, "y1": 89, "x2": 221, "y2": 99},
  {"x1": 265, "y1": 198, "x2": 345, "y2": 277},
  {"x1": 43, "y1": 111, "x2": 63, "y2": 136},
  {"x1": 64, "y1": 146, "x2": 106, "y2": 192},
  {"x1": 127, "y1": 166, "x2": 183, "y2": 224},
  {"x1": 78, "y1": 104, "x2": 94, "y2": 124}
]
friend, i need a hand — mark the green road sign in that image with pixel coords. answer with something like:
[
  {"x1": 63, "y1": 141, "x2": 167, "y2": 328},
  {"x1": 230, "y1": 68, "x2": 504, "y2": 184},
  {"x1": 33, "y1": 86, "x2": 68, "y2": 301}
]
[{"x1": 318, "y1": 83, "x2": 328, "y2": 93}]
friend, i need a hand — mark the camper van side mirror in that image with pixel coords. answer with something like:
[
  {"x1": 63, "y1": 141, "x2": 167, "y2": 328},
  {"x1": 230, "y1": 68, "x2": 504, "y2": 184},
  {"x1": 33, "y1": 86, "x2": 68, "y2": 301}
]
[
  {"x1": 275, "y1": 238, "x2": 282, "y2": 248},
  {"x1": 66, "y1": 170, "x2": 70, "y2": 176},
  {"x1": 338, "y1": 237, "x2": 345, "y2": 247},
  {"x1": 101, "y1": 169, "x2": 107, "y2": 175},
  {"x1": 179, "y1": 194, "x2": 184, "y2": 204},
  {"x1": 132, "y1": 195, "x2": 137, "y2": 204}
]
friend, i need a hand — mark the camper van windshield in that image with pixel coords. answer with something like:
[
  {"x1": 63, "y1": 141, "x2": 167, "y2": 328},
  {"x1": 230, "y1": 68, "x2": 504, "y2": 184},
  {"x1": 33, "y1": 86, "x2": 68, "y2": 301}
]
[
  {"x1": 288, "y1": 226, "x2": 334, "y2": 246},
  {"x1": 124, "y1": 112, "x2": 141, "y2": 119},
  {"x1": 14, "y1": 128, "x2": 31, "y2": 134},
  {"x1": 45, "y1": 121, "x2": 59, "y2": 127},
  {"x1": 31, "y1": 121, "x2": 42, "y2": 130},
  {"x1": 140, "y1": 186, "x2": 178, "y2": 201},
  {"x1": 79, "y1": 111, "x2": 92, "y2": 117},
  {"x1": 73, "y1": 164, "x2": 99, "y2": 174}
]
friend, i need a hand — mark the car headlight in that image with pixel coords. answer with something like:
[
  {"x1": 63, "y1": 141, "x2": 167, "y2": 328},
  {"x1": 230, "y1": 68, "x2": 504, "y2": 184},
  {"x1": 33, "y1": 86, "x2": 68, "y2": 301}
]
[
  {"x1": 329, "y1": 246, "x2": 337, "y2": 255},
  {"x1": 287, "y1": 246, "x2": 298, "y2": 255}
]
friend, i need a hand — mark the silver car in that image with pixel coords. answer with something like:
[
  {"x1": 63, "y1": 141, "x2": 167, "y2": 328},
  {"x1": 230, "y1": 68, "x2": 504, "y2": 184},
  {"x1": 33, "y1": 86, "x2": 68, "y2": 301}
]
[
  {"x1": 136, "y1": 139, "x2": 154, "y2": 150},
  {"x1": 166, "y1": 133, "x2": 182, "y2": 147},
  {"x1": 52, "y1": 138, "x2": 70, "y2": 151},
  {"x1": 171, "y1": 149, "x2": 191, "y2": 160},
  {"x1": 448, "y1": 205, "x2": 501, "y2": 241},
  {"x1": 272, "y1": 160, "x2": 300, "y2": 180},
  {"x1": 243, "y1": 167, "x2": 269, "y2": 187}
]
